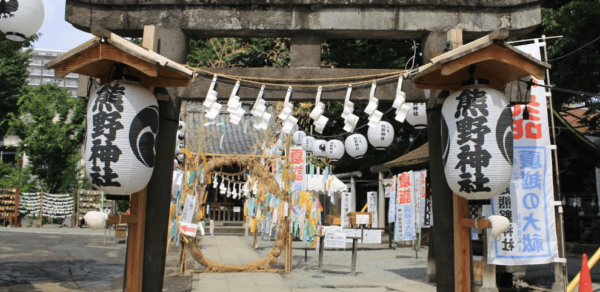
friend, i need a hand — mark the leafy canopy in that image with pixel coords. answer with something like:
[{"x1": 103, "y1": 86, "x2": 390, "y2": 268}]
[
  {"x1": 3, "y1": 84, "x2": 86, "y2": 193},
  {"x1": 0, "y1": 32, "x2": 39, "y2": 137}
]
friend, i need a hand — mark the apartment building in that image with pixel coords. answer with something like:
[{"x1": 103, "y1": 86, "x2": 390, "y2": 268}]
[{"x1": 25, "y1": 48, "x2": 79, "y2": 96}]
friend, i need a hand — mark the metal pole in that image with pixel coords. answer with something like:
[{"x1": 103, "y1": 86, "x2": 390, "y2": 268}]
[{"x1": 541, "y1": 35, "x2": 568, "y2": 292}]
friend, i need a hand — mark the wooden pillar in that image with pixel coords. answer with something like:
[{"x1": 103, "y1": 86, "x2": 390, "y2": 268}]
[
  {"x1": 140, "y1": 26, "x2": 188, "y2": 292},
  {"x1": 480, "y1": 229, "x2": 499, "y2": 292},
  {"x1": 126, "y1": 188, "x2": 147, "y2": 292},
  {"x1": 423, "y1": 29, "x2": 455, "y2": 292},
  {"x1": 11, "y1": 187, "x2": 19, "y2": 226},
  {"x1": 453, "y1": 194, "x2": 470, "y2": 292},
  {"x1": 39, "y1": 190, "x2": 44, "y2": 227}
]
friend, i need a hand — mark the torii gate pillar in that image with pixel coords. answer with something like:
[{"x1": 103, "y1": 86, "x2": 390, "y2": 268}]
[{"x1": 141, "y1": 27, "x2": 189, "y2": 291}]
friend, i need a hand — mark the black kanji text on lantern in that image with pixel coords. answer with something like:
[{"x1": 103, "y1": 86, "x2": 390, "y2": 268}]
[
  {"x1": 89, "y1": 82, "x2": 126, "y2": 187},
  {"x1": 454, "y1": 88, "x2": 492, "y2": 194}
]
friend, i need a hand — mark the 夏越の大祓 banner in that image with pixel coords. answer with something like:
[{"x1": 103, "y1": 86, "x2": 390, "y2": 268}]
[{"x1": 484, "y1": 41, "x2": 560, "y2": 265}]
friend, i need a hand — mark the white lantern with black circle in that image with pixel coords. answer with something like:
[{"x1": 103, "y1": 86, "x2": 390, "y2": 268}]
[
  {"x1": 176, "y1": 130, "x2": 185, "y2": 144},
  {"x1": 326, "y1": 140, "x2": 344, "y2": 161},
  {"x1": 441, "y1": 82, "x2": 513, "y2": 200},
  {"x1": 178, "y1": 121, "x2": 187, "y2": 133},
  {"x1": 312, "y1": 139, "x2": 327, "y2": 157},
  {"x1": 293, "y1": 131, "x2": 306, "y2": 145},
  {"x1": 405, "y1": 103, "x2": 427, "y2": 129},
  {"x1": 367, "y1": 121, "x2": 394, "y2": 150},
  {"x1": 0, "y1": 0, "x2": 44, "y2": 42},
  {"x1": 85, "y1": 80, "x2": 159, "y2": 195},
  {"x1": 302, "y1": 136, "x2": 315, "y2": 153},
  {"x1": 345, "y1": 134, "x2": 368, "y2": 159}
]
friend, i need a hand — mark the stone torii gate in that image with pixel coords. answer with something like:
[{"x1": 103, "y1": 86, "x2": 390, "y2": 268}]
[{"x1": 63, "y1": 1, "x2": 544, "y2": 291}]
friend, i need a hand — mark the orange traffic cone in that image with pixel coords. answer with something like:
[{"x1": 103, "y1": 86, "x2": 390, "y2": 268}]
[{"x1": 579, "y1": 254, "x2": 593, "y2": 292}]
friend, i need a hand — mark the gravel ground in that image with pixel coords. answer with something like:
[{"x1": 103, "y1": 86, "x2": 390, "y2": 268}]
[{"x1": 242, "y1": 235, "x2": 434, "y2": 290}]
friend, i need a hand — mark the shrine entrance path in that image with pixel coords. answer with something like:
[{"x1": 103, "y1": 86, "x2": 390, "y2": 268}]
[
  {"x1": 192, "y1": 236, "x2": 293, "y2": 292},
  {"x1": 192, "y1": 236, "x2": 436, "y2": 292}
]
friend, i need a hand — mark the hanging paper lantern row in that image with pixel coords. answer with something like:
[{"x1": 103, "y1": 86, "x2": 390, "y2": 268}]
[
  {"x1": 293, "y1": 131, "x2": 306, "y2": 145},
  {"x1": 312, "y1": 139, "x2": 327, "y2": 157},
  {"x1": 175, "y1": 120, "x2": 187, "y2": 163},
  {"x1": 85, "y1": 80, "x2": 159, "y2": 195},
  {"x1": 345, "y1": 134, "x2": 368, "y2": 159},
  {"x1": 405, "y1": 103, "x2": 427, "y2": 129},
  {"x1": 0, "y1": 0, "x2": 45, "y2": 42},
  {"x1": 302, "y1": 136, "x2": 315, "y2": 153},
  {"x1": 326, "y1": 140, "x2": 344, "y2": 161},
  {"x1": 441, "y1": 84, "x2": 513, "y2": 200},
  {"x1": 367, "y1": 121, "x2": 394, "y2": 150}
]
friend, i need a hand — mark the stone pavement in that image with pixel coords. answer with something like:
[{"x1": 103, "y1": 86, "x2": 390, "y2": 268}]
[{"x1": 192, "y1": 236, "x2": 435, "y2": 292}]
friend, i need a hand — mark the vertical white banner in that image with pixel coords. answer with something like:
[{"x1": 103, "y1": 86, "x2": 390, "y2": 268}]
[
  {"x1": 420, "y1": 171, "x2": 430, "y2": 228},
  {"x1": 290, "y1": 146, "x2": 306, "y2": 191},
  {"x1": 396, "y1": 171, "x2": 416, "y2": 240},
  {"x1": 486, "y1": 41, "x2": 559, "y2": 265},
  {"x1": 388, "y1": 175, "x2": 397, "y2": 223},
  {"x1": 367, "y1": 191, "x2": 378, "y2": 228},
  {"x1": 341, "y1": 192, "x2": 352, "y2": 228}
]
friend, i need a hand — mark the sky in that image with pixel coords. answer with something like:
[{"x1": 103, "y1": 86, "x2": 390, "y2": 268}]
[{"x1": 33, "y1": 0, "x2": 94, "y2": 51}]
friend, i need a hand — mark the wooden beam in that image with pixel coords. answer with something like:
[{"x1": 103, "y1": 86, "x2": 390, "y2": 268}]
[
  {"x1": 453, "y1": 194, "x2": 470, "y2": 292},
  {"x1": 461, "y1": 218, "x2": 492, "y2": 229},
  {"x1": 440, "y1": 44, "x2": 546, "y2": 79},
  {"x1": 106, "y1": 214, "x2": 138, "y2": 224},
  {"x1": 126, "y1": 188, "x2": 147, "y2": 292},
  {"x1": 53, "y1": 44, "x2": 159, "y2": 78},
  {"x1": 142, "y1": 25, "x2": 159, "y2": 52}
]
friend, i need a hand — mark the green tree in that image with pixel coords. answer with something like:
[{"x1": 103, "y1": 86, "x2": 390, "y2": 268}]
[
  {"x1": 0, "y1": 32, "x2": 39, "y2": 137},
  {"x1": 0, "y1": 159, "x2": 37, "y2": 192},
  {"x1": 543, "y1": 1, "x2": 600, "y2": 107},
  {"x1": 3, "y1": 84, "x2": 86, "y2": 193}
]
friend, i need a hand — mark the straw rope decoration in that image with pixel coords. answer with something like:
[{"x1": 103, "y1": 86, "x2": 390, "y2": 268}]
[{"x1": 184, "y1": 154, "x2": 291, "y2": 273}]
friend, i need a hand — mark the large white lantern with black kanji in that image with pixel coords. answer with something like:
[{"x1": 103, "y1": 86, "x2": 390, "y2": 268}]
[
  {"x1": 367, "y1": 121, "x2": 394, "y2": 150},
  {"x1": 441, "y1": 83, "x2": 513, "y2": 200},
  {"x1": 85, "y1": 80, "x2": 159, "y2": 195},
  {"x1": 302, "y1": 136, "x2": 315, "y2": 153},
  {"x1": 312, "y1": 139, "x2": 327, "y2": 157},
  {"x1": 405, "y1": 103, "x2": 428, "y2": 129},
  {"x1": 326, "y1": 140, "x2": 344, "y2": 161},
  {"x1": 0, "y1": 0, "x2": 45, "y2": 42},
  {"x1": 345, "y1": 134, "x2": 368, "y2": 159}
]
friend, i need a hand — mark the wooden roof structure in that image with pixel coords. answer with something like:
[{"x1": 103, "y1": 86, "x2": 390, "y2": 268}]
[
  {"x1": 45, "y1": 26, "x2": 194, "y2": 88},
  {"x1": 411, "y1": 28, "x2": 551, "y2": 91},
  {"x1": 381, "y1": 142, "x2": 429, "y2": 172}
]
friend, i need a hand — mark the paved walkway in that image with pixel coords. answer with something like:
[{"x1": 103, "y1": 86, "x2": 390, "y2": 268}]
[
  {"x1": 192, "y1": 236, "x2": 436, "y2": 292},
  {"x1": 192, "y1": 236, "x2": 292, "y2": 292}
]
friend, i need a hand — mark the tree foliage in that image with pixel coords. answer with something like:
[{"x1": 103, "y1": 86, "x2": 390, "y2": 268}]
[
  {"x1": 3, "y1": 84, "x2": 86, "y2": 193},
  {"x1": 0, "y1": 32, "x2": 39, "y2": 137},
  {"x1": 542, "y1": 0, "x2": 600, "y2": 110},
  {"x1": 0, "y1": 160, "x2": 37, "y2": 192}
]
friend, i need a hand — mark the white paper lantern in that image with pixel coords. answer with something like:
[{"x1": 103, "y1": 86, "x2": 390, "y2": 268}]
[
  {"x1": 302, "y1": 136, "x2": 315, "y2": 153},
  {"x1": 367, "y1": 121, "x2": 394, "y2": 150},
  {"x1": 178, "y1": 121, "x2": 187, "y2": 132},
  {"x1": 85, "y1": 80, "x2": 159, "y2": 195},
  {"x1": 345, "y1": 134, "x2": 368, "y2": 159},
  {"x1": 293, "y1": 131, "x2": 306, "y2": 145},
  {"x1": 326, "y1": 140, "x2": 345, "y2": 161},
  {"x1": 405, "y1": 103, "x2": 427, "y2": 129},
  {"x1": 0, "y1": 0, "x2": 44, "y2": 41},
  {"x1": 176, "y1": 153, "x2": 184, "y2": 162},
  {"x1": 312, "y1": 139, "x2": 327, "y2": 157},
  {"x1": 176, "y1": 131, "x2": 185, "y2": 143},
  {"x1": 441, "y1": 84, "x2": 513, "y2": 200}
]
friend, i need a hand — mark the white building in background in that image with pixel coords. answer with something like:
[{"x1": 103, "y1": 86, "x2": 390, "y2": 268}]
[{"x1": 25, "y1": 48, "x2": 79, "y2": 96}]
